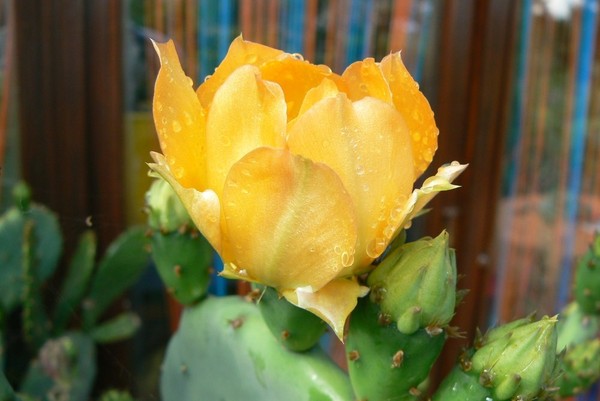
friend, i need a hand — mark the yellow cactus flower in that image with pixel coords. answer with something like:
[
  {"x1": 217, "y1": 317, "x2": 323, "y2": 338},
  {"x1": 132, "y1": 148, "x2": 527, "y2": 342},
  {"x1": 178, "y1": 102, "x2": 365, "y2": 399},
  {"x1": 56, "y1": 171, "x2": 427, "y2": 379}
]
[{"x1": 149, "y1": 36, "x2": 466, "y2": 339}]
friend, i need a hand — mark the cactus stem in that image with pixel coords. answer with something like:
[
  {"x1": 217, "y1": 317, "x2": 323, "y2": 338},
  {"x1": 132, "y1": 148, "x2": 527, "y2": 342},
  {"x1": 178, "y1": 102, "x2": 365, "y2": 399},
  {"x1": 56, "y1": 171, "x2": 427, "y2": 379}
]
[
  {"x1": 391, "y1": 350, "x2": 404, "y2": 368},
  {"x1": 348, "y1": 350, "x2": 360, "y2": 362}
]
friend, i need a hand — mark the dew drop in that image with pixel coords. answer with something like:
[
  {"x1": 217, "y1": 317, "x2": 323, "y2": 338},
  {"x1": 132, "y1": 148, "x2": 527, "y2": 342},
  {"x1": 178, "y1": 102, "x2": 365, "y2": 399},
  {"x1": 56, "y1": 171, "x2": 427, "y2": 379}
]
[
  {"x1": 172, "y1": 120, "x2": 182, "y2": 133},
  {"x1": 245, "y1": 54, "x2": 258, "y2": 63},
  {"x1": 204, "y1": 74, "x2": 212, "y2": 82},
  {"x1": 362, "y1": 183, "x2": 370, "y2": 192},
  {"x1": 359, "y1": 83, "x2": 368, "y2": 92},
  {"x1": 161, "y1": 117, "x2": 168, "y2": 125},
  {"x1": 356, "y1": 164, "x2": 365, "y2": 175},
  {"x1": 309, "y1": 246, "x2": 316, "y2": 253},
  {"x1": 183, "y1": 112, "x2": 193, "y2": 126},
  {"x1": 334, "y1": 245, "x2": 342, "y2": 255},
  {"x1": 186, "y1": 77, "x2": 194, "y2": 87},
  {"x1": 341, "y1": 251, "x2": 354, "y2": 267},
  {"x1": 241, "y1": 188, "x2": 250, "y2": 194},
  {"x1": 207, "y1": 213, "x2": 218, "y2": 223},
  {"x1": 156, "y1": 101, "x2": 164, "y2": 111},
  {"x1": 241, "y1": 169, "x2": 252, "y2": 177},
  {"x1": 383, "y1": 226, "x2": 395, "y2": 239},
  {"x1": 292, "y1": 53, "x2": 304, "y2": 61}
]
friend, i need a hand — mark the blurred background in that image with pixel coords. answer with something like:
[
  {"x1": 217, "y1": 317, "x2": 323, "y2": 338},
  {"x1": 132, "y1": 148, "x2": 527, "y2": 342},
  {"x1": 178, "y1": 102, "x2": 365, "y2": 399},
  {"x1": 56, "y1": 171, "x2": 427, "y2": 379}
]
[{"x1": 1, "y1": 0, "x2": 599, "y2": 399}]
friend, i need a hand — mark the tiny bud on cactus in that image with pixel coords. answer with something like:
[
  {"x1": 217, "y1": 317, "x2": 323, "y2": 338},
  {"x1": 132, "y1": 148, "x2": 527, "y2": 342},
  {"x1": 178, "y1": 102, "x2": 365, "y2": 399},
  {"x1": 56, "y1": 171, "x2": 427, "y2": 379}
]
[
  {"x1": 367, "y1": 231, "x2": 457, "y2": 334},
  {"x1": 146, "y1": 179, "x2": 192, "y2": 232},
  {"x1": 470, "y1": 315, "x2": 559, "y2": 400}
]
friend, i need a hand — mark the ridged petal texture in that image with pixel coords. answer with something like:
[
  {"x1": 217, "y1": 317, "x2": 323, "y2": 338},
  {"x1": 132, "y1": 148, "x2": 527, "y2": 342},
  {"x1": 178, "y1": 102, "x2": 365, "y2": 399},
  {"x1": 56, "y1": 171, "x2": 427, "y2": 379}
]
[{"x1": 150, "y1": 36, "x2": 465, "y2": 338}]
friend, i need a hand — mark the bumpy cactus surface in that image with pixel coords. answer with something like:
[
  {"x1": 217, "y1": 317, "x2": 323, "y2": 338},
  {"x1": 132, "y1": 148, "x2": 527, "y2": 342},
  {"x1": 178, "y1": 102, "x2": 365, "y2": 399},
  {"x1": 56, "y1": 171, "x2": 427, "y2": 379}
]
[
  {"x1": 433, "y1": 316, "x2": 559, "y2": 400},
  {"x1": 345, "y1": 296, "x2": 446, "y2": 401},
  {"x1": 574, "y1": 233, "x2": 600, "y2": 314},
  {"x1": 160, "y1": 296, "x2": 353, "y2": 401},
  {"x1": 256, "y1": 286, "x2": 328, "y2": 352}
]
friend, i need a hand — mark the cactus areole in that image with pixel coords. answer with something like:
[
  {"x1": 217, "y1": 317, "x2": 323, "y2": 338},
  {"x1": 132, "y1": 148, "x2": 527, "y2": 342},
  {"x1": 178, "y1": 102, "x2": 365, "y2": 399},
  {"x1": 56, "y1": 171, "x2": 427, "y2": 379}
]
[{"x1": 149, "y1": 36, "x2": 466, "y2": 338}]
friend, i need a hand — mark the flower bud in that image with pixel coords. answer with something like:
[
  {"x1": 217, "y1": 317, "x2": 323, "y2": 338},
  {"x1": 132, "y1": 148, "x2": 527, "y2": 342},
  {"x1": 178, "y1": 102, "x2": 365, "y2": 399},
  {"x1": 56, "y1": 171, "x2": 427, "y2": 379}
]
[
  {"x1": 146, "y1": 179, "x2": 192, "y2": 232},
  {"x1": 367, "y1": 231, "x2": 456, "y2": 334},
  {"x1": 470, "y1": 316, "x2": 559, "y2": 400}
]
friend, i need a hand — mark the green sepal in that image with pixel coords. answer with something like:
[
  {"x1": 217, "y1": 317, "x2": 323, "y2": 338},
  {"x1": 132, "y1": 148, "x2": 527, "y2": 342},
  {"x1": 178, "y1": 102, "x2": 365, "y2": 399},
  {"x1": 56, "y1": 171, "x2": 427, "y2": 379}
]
[
  {"x1": 160, "y1": 296, "x2": 353, "y2": 401},
  {"x1": 256, "y1": 286, "x2": 327, "y2": 352},
  {"x1": 90, "y1": 312, "x2": 141, "y2": 344},
  {"x1": 345, "y1": 297, "x2": 446, "y2": 401},
  {"x1": 150, "y1": 230, "x2": 212, "y2": 306},
  {"x1": 53, "y1": 230, "x2": 97, "y2": 333},
  {"x1": 83, "y1": 226, "x2": 149, "y2": 329}
]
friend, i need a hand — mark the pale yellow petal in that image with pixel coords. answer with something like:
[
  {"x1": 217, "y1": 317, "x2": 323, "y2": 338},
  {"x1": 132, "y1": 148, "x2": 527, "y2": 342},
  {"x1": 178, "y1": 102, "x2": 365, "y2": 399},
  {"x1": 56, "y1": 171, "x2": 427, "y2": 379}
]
[
  {"x1": 220, "y1": 147, "x2": 358, "y2": 291},
  {"x1": 283, "y1": 278, "x2": 369, "y2": 340},
  {"x1": 205, "y1": 65, "x2": 287, "y2": 197},
  {"x1": 152, "y1": 40, "x2": 206, "y2": 190},
  {"x1": 197, "y1": 35, "x2": 284, "y2": 108},
  {"x1": 260, "y1": 55, "x2": 347, "y2": 121},
  {"x1": 341, "y1": 58, "x2": 392, "y2": 103},
  {"x1": 391, "y1": 162, "x2": 468, "y2": 233},
  {"x1": 295, "y1": 78, "x2": 340, "y2": 121},
  {"x1": 148, "y1": 152, "x2": 222, "y2": 253},
  {"x1": 380, "y1": 52, "x2": 438, "y2": 178},
  {"x1": 288, "y1": 94, "x2": 414, "y2": 266}
]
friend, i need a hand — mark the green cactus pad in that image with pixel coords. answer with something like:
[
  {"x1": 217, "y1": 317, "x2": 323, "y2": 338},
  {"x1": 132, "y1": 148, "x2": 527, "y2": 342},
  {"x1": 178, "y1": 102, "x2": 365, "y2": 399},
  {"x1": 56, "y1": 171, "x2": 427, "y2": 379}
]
[
  {"x1": 150, "y1": 230, "x2": 212, "y2": 306},
  {"x1": 557, "y1": 338, "x2": 600, "y2": 396},
  {"x1": 345, "y1": 297, "x2": 446, "y2": 401},
  {"x1": 20, "y1": 332, "x2": 96, "y2": 401},
  {"x1": 556, "y1": 301, "x2": 600, "y2": 351},
  {"x1": 367, "y1": 231, "x2": 456, "y2": 335},
  {"x1": 256, "y1": 286, "x2": 327, "y2": 352},
  {"x1": 90, "y1": 312, "x2": 141, "y2": 344},
  {"x1": 0, "y1": 205, "x2": 62, "y2": 312},
  {"x1": 160, "y1": 296, "x2": 353, "y2": 401},
  {"x1": 432, "y1": 366, "x2": 493, "y2": 401},
  {"x1": 83, "y1": 226, "x2": 150, "y2": 328},
  {"x1": 574, "y1": 234, "x2": 600, "y2": 314},
  {"x1": 53, "y1": 230, "x2": 98, "y2": 333}
]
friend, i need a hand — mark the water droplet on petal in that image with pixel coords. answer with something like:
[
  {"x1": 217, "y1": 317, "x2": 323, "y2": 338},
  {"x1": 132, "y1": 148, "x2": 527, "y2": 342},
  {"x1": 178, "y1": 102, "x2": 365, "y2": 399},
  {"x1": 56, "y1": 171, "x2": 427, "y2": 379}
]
[
  {"x1": 341, "y1": 251, "x2": 354, "y2": 267},
  {"x1": 204, "y1": 74, "x2": 212, "y2": 82},
  {"x1": 356, "y1": 164, "x2": 365, "y2": 175},
  {"x1": 292, "y1": 53, "x2": 304, "y2": 61},
  {"x1": 334, "y1": 245, "x2": 342, "y2": 255},
  {"x1": 156, "y1": 101, "x2": 163, "y2": 111},
  {"x1": 161, "y1": 117, "x2": 168, "y2": 125},
  {"x1": 183, "y1": 112, "x2": 193, "y2": 126},
  {"x1": 186, "y1": 77, "x2": 194, "y2": 86},
  {"x1": 172, "y1": 120, "x2": 182, "y2": 133},
  {"x1": 173, "y1": 166, "x2": 185, "y2": 179},
  {"x1": 241, "y1": 169, "x2": 252, "y2": 177}
]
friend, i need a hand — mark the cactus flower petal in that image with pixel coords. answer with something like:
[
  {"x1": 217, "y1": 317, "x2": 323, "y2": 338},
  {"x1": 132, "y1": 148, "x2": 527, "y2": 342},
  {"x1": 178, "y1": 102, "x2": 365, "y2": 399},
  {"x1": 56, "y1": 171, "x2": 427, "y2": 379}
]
[
  {"x1": 149, "y1": 152, "x2": 222, "y2": 253},
  {"x1": 288, "y1": 93, "x2": 414, "y2": 266},
  {"x1": 204, "y1": 64, "x2": 287, "y2": 198},
  {"x1": 219, "y1": 147, "x2": 358, "y2": 292},
  {"x1": 283, "y1": 277, "x2": 369, "y2": 340}
]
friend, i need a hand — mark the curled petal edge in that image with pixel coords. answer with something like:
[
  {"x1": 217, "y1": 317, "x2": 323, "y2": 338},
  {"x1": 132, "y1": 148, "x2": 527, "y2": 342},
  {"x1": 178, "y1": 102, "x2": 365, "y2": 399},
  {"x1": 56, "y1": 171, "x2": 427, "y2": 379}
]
[
  {"x1": 392, "y1": 161, "x2": 468, "y2": 233},
  {"x1": 282, "y1": 277, "x2": 369, "y2": 341},
  {"x1": 148, "y1": 152, "x2": 222, "y2": 253}
]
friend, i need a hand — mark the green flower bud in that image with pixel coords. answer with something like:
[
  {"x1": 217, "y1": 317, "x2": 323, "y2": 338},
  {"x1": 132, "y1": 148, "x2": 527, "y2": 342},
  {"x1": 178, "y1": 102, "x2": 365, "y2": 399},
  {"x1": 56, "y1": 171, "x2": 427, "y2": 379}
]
[
  {"x1": 470, "y1": 316, "x2": 559, "y2": 400},
  {"x1": 146, "y1": 179, "x2": 192, "y2": 232},
  {"x1": 12, "y1": 181, "x2": 32, "y2": 211},
  {"x1": 367, "y1": 231, "x2": 456, "y2": 334}
]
